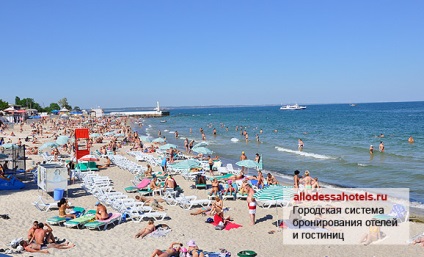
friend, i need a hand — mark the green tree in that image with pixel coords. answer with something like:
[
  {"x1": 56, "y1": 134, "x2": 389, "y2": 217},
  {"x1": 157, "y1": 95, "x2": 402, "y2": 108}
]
[
  {"x1": 0, "y1": 99, "x2": 9, "y2": 110},
  {"x1": 58, "y1": 97, "x2": 72, "y2": 110},
  {"x1": 73, "y1": 106, "x2": 81, "y2": 111},
  {"x1": 44, "y1": 102, "x2": 61, "y2": 113}
]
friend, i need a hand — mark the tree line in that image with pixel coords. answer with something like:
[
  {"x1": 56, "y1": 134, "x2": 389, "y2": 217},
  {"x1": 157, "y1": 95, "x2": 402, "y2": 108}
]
[{"x1": 0, "y1": 96, "x2": 81, "y2": 114}]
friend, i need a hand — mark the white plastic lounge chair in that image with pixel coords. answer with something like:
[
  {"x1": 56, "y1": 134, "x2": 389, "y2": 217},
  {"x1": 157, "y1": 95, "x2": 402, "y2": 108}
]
[
  {"x1": 179, "y1": 196, "x2": 211, "y2": 210},
  {"x1": 33, "y1": 196, "x2": 58, "y2": 212}
]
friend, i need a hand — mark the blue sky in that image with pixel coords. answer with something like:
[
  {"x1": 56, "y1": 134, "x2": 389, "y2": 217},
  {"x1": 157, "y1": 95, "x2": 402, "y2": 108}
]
[{"x1": 1, "y1": 0, "x2": 423, "y2": 109}]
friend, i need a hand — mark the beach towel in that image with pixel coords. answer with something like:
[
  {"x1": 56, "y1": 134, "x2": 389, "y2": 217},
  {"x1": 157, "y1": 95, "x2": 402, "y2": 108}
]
[
  {"x1": 212, "y1": 214, "x2": 242, "y2": 230},
  {"x1": 137, "y1": 179, "x2": 151, "y2": 189},
  {"x1": 148, "y1": 227, "x2": 172, "y2": 238}
]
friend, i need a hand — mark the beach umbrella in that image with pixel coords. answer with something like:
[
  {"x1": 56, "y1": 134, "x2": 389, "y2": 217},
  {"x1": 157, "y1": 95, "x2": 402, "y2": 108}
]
[
  {"x1": 90, "y1": 133, "x2": 101, "y2": 138},
  {"x1": 139, "y1": 136, "x2": 152, "y2": 142},
  {"x1": 114, "y1": 133, "x2": 125, "y2": 137},
  {"x1": 1, "y1": 143, "x2": 19, "y2": 150},
  {"x1": 159, "y1": 143, "x2": 177, "y2": 150},
  {"x1": 39, "y1": 142, "x2": 59, "y2": 150},
  {"x1": 254, "y1": 185, "x2": 290, "y2": 228},
  {"x1": 0, "y1": 153, "x2": 9, "y2": 159},
  {"x1": 79, "y1": 154, "x2": 99, "y2": 162},
  {"x1": 192, "y1": 147, "x2": 213, "y2": 155},
  {"x1": 236, "y1": 160, "x2": 260, "y2": 169},
  {"x1": 103, "y1": 131, "x2": 115, "y2": 136},
  {"x1": 152, "y1": 137, "x2": 166, "y2": 143},
  {"x1": 169, "y1": 159, "x2": 202, "y2": 170},
  {"x1": 193, "y1": 142, "x2": 208, "y2": 148},
  {"x1": 56, "y1": 136, "x2": 70, "y2": 145}
]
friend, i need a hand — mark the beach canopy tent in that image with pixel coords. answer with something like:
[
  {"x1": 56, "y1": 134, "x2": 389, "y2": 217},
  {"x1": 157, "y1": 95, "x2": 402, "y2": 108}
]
[
  {"x1": 192, "y1": 147, "x2": 213, "y2": 155},
  {"x1": 59, "y1": 107, "x2": 69, "y2": 112}
]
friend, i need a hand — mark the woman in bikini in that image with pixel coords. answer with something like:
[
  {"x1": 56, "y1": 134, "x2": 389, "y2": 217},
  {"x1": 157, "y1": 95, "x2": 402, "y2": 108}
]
[
  {"x1": 302, "y1": 170, "x2": 312, "y2": 192},
  {"x1": 209, "y1": 179, "x2": 220, "y2": 196},
  {"x1": 135, "y1": 219, "x2": 155, "y2": 239},
  {"x1": 210, "y1": 197, "x2": 223, "y2": 215},
  {"x1": 57, "y1": 198, "x2": 76, "y2": 219},
  {"x1": 150, "y1": 241, "x2": 183, "y2": 257}
]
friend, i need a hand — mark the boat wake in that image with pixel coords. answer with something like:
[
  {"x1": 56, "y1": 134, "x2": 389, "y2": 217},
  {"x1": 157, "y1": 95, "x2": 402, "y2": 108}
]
[{"x1": 275, "y1": 146, "x2": 335, "y2": 160}]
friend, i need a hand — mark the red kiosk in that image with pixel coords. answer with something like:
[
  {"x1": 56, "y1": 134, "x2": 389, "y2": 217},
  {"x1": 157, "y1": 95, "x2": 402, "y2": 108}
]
[{"x1": 74, "y1": 128, "x2": 90, "y2": 162}]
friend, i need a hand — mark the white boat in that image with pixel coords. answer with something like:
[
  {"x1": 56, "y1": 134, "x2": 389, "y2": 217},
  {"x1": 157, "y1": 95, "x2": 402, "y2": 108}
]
[{"x1": 280, "y1": 104, "x2": 306, "y2": 110}]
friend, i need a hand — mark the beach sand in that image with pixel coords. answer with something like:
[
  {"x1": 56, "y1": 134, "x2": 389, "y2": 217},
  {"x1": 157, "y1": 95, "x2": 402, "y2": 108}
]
[{"x1": 1, "y1": 121, "x2": 424, "y2": 257}]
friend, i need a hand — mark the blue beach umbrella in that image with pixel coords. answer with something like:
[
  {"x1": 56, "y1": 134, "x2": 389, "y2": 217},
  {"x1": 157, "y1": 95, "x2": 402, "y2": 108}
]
[
  {"x1": 90, "y1": 133, "x2": 101, "y2": 138},
  {"x1": 1, "y1": 143, "x2": 19, "y2": 150},
  {"x1": 169, "y1": 159, "x2": 202, "y2": 170},
  {"x1": 56, "y1": 136, "x2": 70, "y2": 145},
  {"x1": 159, "y1": 143, "x2": 177, "y2": 150},
  {"x1": 152, "y1": 137, "x2": 166, "y2": 143},
  {"x1": 40, "y1": 142, "x2": 59, "y2": 150},
  {"x1": 193, "y1": 142, "x2": 209, "y2": 148},
  {"x1": 192, "y1": 147, "x2": 213, "y2": 155},
  {"x1": 0, "y1": 153, "x2": 9, "y2": 159},
  {"x1": 114, "y1": 133, "x2": 125, "y2": 137},
  {"x1": 139, "y1": 136, "x2": 152, "y2": 142},
  {"x1": 236, "y1": 160, "x2": 260, "y2": 169}
]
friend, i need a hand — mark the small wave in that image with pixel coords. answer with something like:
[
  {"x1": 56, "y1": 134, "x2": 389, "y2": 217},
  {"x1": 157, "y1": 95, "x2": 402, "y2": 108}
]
[
  {"x1": 168, "y1": 131, "x2": 175, "y2": 134},
  {"x1": 164, "y1": 129, "x2": 169, "y2": 132},
  {"x1": 231, "y1": 138, "x2": 239, "y2": 142},
  {"x1": 148, "y1": 125, "x2": 152, "y2": 127},
  {"x1": 275, "y1": 146, "x2": 335, "y2": 160},
  {"x1": 357, "y1": 163, "x2": 369, "y2": 167}
]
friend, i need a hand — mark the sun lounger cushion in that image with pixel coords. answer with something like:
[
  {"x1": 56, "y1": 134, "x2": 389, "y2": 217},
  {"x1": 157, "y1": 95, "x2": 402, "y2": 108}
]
[
  {"x1": 137, "y1": 179, "x2": 151, "y2": 189},
  {"x1": 47, "y1": 216, "x2": 67, "y2": 224},
  {"x1": 84, "y1": 213, "x2": 121, "y2": 229}
]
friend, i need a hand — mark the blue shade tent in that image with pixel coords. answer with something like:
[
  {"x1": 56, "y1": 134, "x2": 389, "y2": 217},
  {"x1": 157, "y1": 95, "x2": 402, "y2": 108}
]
[
  {"x1": 56, "y1": 136, "x2": 70, "y2": 145},
  {"x1": 159, "y1": 144, "x2": 177, "y2": 150},
  {"x1": 192, "y1": 147, "x2": 213, "y2": 155}
]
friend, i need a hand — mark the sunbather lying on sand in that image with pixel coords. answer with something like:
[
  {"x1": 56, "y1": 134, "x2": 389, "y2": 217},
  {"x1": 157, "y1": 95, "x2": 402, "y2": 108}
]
[
  {"x1": 190, "y1": 206, "x2": 212, "y2": 216},
  {"x1": 135, "y1": 219, "x2": 155, "y2": 239},
  {"x1": 412, "y1": 235, "x2": 424, "y2": 246},
  {"x1": 150, "y1": 241, "x2": 183, "y2": 257}
]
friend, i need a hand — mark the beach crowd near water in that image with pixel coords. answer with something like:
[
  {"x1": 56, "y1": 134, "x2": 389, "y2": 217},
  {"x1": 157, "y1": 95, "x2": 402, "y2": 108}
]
[{"x1": 0, "y1": 113, "x2": 424, "y2": 257}]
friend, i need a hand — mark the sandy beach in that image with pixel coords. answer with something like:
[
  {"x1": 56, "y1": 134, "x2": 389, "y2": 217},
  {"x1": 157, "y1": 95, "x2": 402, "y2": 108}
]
[{"x1": 1, "y1": 119, "x2": 424, "y2": 257}]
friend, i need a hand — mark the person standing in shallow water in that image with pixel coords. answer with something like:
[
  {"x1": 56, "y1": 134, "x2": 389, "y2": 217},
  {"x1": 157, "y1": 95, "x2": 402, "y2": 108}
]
[
  {"x1": 369, "y1": 145, "x2": 374, "y2": 154},
  {"x1": 379, "y1": 142, "x2": 385, "y2": 152}
]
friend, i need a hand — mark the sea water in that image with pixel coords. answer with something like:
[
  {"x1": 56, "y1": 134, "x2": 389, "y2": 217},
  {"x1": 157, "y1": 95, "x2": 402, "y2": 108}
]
[{"x1": 121, "y1": 102, "x2": 423, "y2": 205}]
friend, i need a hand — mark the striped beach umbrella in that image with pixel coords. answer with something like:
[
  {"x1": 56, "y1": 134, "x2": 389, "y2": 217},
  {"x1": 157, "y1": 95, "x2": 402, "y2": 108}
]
[
  {"x1": 236, "y1": 160, "x2": 260, "y2": 169},
  {"x1": 169, "y1": 159, "x2": 201, "y2": 170}
]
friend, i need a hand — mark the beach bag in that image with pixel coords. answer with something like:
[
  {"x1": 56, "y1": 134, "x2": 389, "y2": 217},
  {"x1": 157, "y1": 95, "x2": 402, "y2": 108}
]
[
  {"x1": 9, "y1": 237, "x2": 23, "y2": 249},
  {"x1": 215, "y1": 221, "x2": 225, "y2": 230},
  {"x1": 206, "y1": 217, "x2": 214, "y2": 223}
]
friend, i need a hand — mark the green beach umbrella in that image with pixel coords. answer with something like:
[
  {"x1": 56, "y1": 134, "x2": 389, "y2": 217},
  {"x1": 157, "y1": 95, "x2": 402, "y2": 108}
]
[
  {"x1": 56, "y1": 136, "x2": 70, "y2": 145},
  {"x1": 115, "y1": 133, "x2": 125, "y2": 137},
  {"x1": 253, "y1": 185, "x2": 291, "y2": 228},
  {"x1": 1, "y1": 143, "x2": 19, "y2": 149},
  {"x1": 159, "y1": 143, "x2": 177, "y2": 150},
  {"x1": 192, "y1": 146, "x2": 213, "y2": 155}
]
